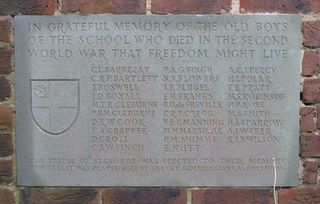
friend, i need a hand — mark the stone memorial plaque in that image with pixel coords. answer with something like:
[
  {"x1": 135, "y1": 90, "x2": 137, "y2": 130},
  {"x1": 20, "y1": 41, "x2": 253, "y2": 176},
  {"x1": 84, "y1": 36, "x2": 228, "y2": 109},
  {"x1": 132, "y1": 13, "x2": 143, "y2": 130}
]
[{"x1": 15, "y1": 15, "x2": 301, "y2": 186}]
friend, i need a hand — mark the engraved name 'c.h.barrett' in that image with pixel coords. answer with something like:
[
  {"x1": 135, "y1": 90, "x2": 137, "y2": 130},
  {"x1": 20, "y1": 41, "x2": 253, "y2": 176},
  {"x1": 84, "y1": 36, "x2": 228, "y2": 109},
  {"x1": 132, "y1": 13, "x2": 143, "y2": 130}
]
[{"x1": 31, "y1": 79, "x2": 79, "y2": 135}]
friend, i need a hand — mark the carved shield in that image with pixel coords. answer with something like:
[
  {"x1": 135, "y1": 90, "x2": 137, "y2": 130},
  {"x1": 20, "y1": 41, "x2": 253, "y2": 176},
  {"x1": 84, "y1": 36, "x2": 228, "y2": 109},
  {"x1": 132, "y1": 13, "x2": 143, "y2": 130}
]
[{"x1": 31, "y1": 79, "x2": 79, "y2": 135}]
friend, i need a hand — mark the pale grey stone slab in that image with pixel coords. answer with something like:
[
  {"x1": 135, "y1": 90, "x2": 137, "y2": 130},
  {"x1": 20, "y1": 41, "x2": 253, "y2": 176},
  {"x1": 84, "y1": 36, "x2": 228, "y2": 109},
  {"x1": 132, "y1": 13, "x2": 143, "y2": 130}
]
[{"x1": 15, "y1": 15, "x2": 301, "y2": 186}]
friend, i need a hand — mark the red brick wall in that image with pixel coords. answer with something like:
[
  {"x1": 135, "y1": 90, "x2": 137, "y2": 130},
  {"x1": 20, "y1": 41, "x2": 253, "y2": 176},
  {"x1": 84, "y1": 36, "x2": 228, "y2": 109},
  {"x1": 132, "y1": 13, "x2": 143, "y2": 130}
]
[{"x1": 0, "y1": 0, "x2": 319, "y2": 203}]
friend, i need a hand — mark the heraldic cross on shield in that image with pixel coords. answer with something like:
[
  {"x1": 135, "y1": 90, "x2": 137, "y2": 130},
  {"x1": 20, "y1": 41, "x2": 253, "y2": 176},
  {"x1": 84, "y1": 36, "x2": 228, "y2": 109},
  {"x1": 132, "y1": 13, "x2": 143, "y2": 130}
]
[{"x1": 31, "y1": 79, "x2": 79, "y2": 135}]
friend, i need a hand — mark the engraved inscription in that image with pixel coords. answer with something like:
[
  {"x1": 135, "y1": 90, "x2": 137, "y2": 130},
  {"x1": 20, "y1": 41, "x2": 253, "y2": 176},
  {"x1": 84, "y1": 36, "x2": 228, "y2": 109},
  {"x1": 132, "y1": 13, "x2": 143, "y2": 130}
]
[{"x1": 15, "y1": 15, "x2": 300, "y2": 186}]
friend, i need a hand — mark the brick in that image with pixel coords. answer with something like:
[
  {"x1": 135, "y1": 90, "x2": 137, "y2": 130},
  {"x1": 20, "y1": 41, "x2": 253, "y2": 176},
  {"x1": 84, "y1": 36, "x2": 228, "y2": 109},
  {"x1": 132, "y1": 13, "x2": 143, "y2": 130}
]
[
  {"x1": 279, "y1": 187, "x2": 320, "y2": 203},
  {"x1": 0, "y1": 0, "x2": 56, "y2": 15},
  {"x1": 304, "y1": 21, "x2": 320, "y2": 47},
  {"x1": 192, "y1": 188, "x2": 273, "y2": 204},
  {"x1": 300, "y1": 132, "x2": 320, "y2": 157},
  {"x1": 0, "y1": 17, "x2": 12, "y2": 42},
  {"x1": 0, "y1": 132, "x2": 13, "y2": 157},
  {"x1": 61, "y1": 0, "x2": 146, "y2": 14},
  {"x1": 0, "y1": 106, "x2": 13, "y2": 131},
  {"x1": 300, "y1": 106, "x2": 316, "y2": 132},
  {"x1": 302, "y1": 78, "x2": 320, "y2": 103},
  {"x1": 0, "y1": 188, "x2": 15, "y2": 204},
  {"x1": 304, "y1": 160, "x2": 319, "y2": 171},
  {"x1": 0, "y1": 76, "x2": 11, "y2": 101},
  {"x1": 303, "y1": 170, "x2": 318, "y2": 184},
  {"x1": 240, "y1": 0, "x2": 320, "y2": 13},
  {"x1": 21, "y1": 188, "x2": 99, "y2": 204},
  {"x1": 152, "y1": 0, "x2": 232, "y2": 14},
  {"x1": 303, "y1": 160, "x2": 319, "y2": 184},
  {"x1": 103, "y1": 188, "x2": 186, "y2": 204},
  {"x1": 0, "y1": 47, "x2": 13, "y2": 74},
  {"x1": 302, "y1": 50, "x2": 318, "y2": 76},
  {"x1": 0, "y1": 160, "x2": 12, "y2": 183},
  {"x1": 316, "y1": 104, "x2": 320, "y2": 128}
]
